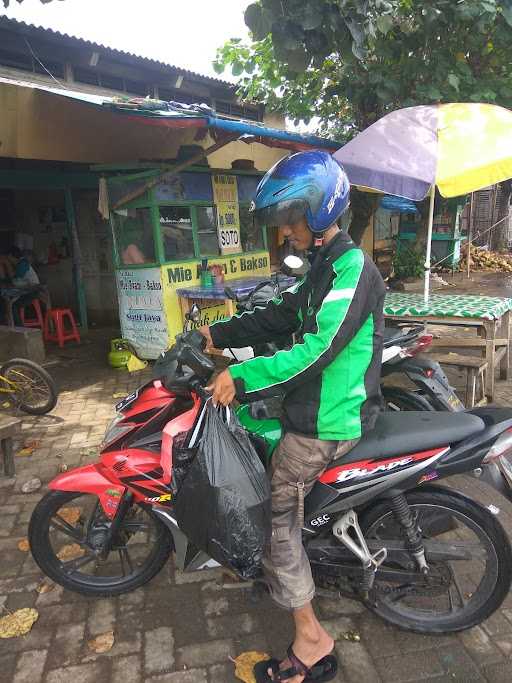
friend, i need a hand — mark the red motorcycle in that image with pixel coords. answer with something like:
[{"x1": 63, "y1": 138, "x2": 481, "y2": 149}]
[{"x1": 29, "y1": 330, "x2": 512, "y2": 633}]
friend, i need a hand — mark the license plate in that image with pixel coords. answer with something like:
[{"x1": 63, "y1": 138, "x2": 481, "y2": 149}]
[{"x1": 115, "y1": 389, "x2": 139, "y2": 412}]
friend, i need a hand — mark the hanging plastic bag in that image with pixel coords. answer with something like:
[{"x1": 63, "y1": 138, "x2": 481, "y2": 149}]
[{"x1": 174, "y1": 401, "x2": 271, "y2": 580}]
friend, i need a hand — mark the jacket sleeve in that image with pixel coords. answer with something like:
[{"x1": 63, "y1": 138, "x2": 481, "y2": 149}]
[
  {"x1": 209, "y1": 278, "x2": 305, "y2": 349},
  {"x1": 229, "y1": 249, "x2": 370, "y2": 400}
]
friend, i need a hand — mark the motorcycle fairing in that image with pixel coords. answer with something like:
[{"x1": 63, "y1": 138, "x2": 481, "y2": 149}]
[{"x1": 49, "y1": 464, "x2": 127, "y2": 519}]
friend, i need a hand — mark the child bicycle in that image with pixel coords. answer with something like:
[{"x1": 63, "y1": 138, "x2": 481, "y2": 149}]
[{"x1": 0, "y1": 358, "x2": 57, "y2": 414}]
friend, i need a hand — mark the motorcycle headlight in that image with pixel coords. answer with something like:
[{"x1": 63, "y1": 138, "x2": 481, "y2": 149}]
[{"x1": 101, "y1": 414, "x2": 133, "y2": 449}]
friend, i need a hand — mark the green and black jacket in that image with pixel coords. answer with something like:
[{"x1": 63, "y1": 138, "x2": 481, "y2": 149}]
[{"x1": 210, "y1": 232, "x2": 386, "y2": 441}]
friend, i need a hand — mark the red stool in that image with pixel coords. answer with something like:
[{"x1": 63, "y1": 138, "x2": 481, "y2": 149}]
[
  {"x1": 20, "y1": 299, "x2": 45, "y2": 329},
  {"x1": 44, "y1": 308, "x2": 81, "y2": 347}
]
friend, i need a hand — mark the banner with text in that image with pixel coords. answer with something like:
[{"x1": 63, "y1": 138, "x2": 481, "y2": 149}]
[
  {"x1": 161, "y1": 251, "x2": 271, "y2": 342},
  {"x1": 116, "y1": 268, "x2": 167, "y2": 359},
  {"x1": 212, "y1": 174, "x2": 241, "y2": 255}
]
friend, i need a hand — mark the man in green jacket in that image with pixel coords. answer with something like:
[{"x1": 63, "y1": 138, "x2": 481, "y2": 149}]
[{"x1": 201, "y1": 151, "x2": 385, "y2": 683}]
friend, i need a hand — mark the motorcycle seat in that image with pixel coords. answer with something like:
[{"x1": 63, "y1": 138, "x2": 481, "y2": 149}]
[{"x1": 333, "y1": 411, "x2": 485, "y2": 466}]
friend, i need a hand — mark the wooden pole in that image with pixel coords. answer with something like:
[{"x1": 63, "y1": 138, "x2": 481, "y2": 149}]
[
  {"x1": 65, "y1": 188, "x2": 88, "y2": 332},
  {"x1": 112, "y1": 136, "x2": 238, "y2": 210}
]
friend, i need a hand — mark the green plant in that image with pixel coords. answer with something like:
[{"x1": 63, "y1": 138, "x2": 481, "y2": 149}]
[
  {"x1": 392, "y1": 244, "x2": 425, "y2": 280},
  {"x1": 215, "y1": 1, "x2": 512, "y2": 139}
]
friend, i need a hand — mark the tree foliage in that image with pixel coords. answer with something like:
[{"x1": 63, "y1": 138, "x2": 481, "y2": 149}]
[
  {"x1": 215, "y1": 0, "x2": 512, "y2": 139},
  {"x1": 2, "y1": 1, "x2": 61, "y2": 8}
]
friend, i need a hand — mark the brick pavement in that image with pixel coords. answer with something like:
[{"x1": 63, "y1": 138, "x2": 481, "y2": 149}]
[{"x1": 1, "y1": 329, "x2": 512, "y2": 682}]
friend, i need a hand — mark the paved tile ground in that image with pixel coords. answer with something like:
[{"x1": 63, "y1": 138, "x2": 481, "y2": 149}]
[{"x1": 1, "y1": 320, "x2": 512, "y2": 683}]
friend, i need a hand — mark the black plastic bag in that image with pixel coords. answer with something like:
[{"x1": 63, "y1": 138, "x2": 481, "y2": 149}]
[{"x1": 174, "y1": 401, "x2": 271, "y2": 579}]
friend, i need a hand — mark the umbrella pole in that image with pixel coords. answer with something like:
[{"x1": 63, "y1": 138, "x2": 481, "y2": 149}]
[
  {"x1": 423, "y1": 185, "x2": 436, "y2": 303},
  {"x1": 467, "y1": 193, "x2": 474, "y2": 279}
]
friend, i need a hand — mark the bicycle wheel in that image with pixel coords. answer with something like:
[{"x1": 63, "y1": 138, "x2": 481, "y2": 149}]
[{"x1": 1, "y1": 358, "x2": 58, "y2": 415}]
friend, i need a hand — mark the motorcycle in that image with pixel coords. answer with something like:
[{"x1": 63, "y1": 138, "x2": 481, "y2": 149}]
[
  {"x1": 381, "y1": 325, "x2": 464, "y2": 412},
  {"x1": 29, "y1": 327, "x2": 512, "y2": 634}
]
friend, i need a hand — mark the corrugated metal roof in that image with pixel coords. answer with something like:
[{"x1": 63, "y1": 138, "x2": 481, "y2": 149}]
[
  {"x1": 0, "y1": 74, "x2": 340, "y2": 153},
  {"x1": 0, "y1": 15, "x2": 235, "y2": 89}
]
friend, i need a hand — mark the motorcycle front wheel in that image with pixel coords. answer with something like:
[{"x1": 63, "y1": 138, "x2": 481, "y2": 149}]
[
  {"x1": 359, "y1": 488, "x2": 512, "y2": 633},
  {"x1": 29, "y1": 491, "x2": 172, "y2": 596}
]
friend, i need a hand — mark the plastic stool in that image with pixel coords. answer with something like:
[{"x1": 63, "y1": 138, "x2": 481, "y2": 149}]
[
  {"x1": 20, "y1": 299, "x2": 45, "y2": 328},
  {"x1": 44, "y1": 308, "x2": 81, "y2": 347}
]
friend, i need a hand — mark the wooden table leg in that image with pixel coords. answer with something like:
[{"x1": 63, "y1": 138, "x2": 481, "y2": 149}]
[
  {"x1": 483, "y1": 320, "x2": 496, "y2": 402},
  {"x1": 225, "y1": 299, "x2": 235, "y2": 317},
  {"x1": 179, "y1": 296, "x2": 192, "y2": 324},
  {"x1": 5, "y1": 297, "x2": 15, "y2": 327},
  {"x1": 1, "y1": 437, "x2": 15, "y2": 477},
  {"x1": 499, "y1": 310, "x2": 511, "y2": 380}
]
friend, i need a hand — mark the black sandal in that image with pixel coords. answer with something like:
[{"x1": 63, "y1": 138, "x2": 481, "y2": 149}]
[{"x1": 253, "y1": 644, "x2": 338, "y2": 682}]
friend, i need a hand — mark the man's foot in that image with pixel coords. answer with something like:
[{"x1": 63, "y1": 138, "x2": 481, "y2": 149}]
[{"x1": 268, "y1": 630, "x2": 334, "y2": 682}]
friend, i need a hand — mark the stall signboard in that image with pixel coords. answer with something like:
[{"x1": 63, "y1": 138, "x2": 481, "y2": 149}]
[
  {"x1": 116, "y1": 268, "x2": 168, "y2": 359},
  {"x1": 161, "y1": 250, "x2": 271, "y2": 342},
  {"x1": 212, "y1": 174, "x2": 241, "y2": 255}
]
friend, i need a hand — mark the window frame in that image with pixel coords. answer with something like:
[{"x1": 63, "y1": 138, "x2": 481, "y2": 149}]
[{"x1": 109, "y1": 170, "x2": 268, "y2": 268}]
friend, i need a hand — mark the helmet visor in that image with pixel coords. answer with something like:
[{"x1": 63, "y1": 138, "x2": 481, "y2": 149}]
[{"x1": 251, "y1": 199, "x2": 308, "y2": 228}]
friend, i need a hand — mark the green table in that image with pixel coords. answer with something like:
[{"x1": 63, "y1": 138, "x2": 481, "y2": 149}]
[{"x1": 384, "y1": 292, "x2": 512, "y2": 401}]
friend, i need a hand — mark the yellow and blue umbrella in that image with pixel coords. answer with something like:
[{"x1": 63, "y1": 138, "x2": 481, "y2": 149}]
[{"x1": 334, "y1": 103, "x2": 512, "y2": 300}]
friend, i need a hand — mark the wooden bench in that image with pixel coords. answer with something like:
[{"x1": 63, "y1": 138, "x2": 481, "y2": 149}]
[
  {"x1": 0, "y1": 415, "x2": 21, "y2": 477},
  {"x1": 430, "y1": 353, "x2": 488, "y2": 408}
]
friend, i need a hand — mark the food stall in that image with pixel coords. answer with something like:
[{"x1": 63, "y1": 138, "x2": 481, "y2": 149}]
[
  {"x1": 108, "y1": 167, "x2": 273, "y2": 358},
  {"x1": 396, "y1": 196, "x2": 468, "y2": 268}
]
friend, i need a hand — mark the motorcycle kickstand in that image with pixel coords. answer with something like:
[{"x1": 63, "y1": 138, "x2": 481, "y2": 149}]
[{"x1": 332, "y1": 509, "x2": 387, "y2": 601}]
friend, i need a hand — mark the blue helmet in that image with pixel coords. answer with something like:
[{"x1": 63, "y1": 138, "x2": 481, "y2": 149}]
[{"x1": 250, "y1": 150, "x2": 350, "y2": 233}]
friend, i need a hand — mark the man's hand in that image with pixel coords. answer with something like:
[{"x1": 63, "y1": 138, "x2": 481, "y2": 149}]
[
  {"x1": 207, "y1": 369, "x2": 236, "y2": 406},
  {"x1": 198, "y1": 325, "x2": 213, "y2": 348}
]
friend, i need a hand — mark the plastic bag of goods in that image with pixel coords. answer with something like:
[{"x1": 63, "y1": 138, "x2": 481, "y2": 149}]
[{"x1": 175, "y1": 401, "x2": 271, "y2": 579}]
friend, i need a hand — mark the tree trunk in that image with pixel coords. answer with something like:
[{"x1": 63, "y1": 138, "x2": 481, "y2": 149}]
[{"x1": 348, "y1": 188, "x2": 375, "y2": 246}]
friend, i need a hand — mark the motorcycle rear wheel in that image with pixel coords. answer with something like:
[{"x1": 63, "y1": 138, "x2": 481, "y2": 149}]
[
  {"x1": 29, "y1": 491, "x2": 172, "y2": 596},
  {"x1": 359, "y1": 487, "x2": 512, "y2": 633}
]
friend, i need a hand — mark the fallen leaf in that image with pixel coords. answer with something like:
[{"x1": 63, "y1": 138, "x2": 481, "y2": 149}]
[
  {"x1": 36, "y1": 580, "x2": 55, "y2": 594},
  {"x1": 342, "y1": 630, "x2": 361, "y2": 642},
  {"x1": 57, "y1": 543, "x2": 85, "y2": 562},
  {"x1": 81, "y1": 447, "x2": 97, "y2": 457},
  {"x1": 112, "y1": 393, "x2": 125, "y2": 399},
  {"x1": 17, "y1": 538, "x2": 30, "y2": 552},
  {"x1": 16, "y1": 447, "x2": 35, "y2": 457},
  {"x1": 0, "y1": 608, "x2": 39, "y2": 638},
  {"x1": 21, "y1": 478, "x2": 42, "y2": 493},
  {"x1": 87, "y1": 630, "x2": 115, "y2": 654},
  {"x1": 231, "y1": 651, "x2": 270, "y2": 683},
  {"x1": 2, "y1": 401, "x2": 11, "y2": 408},
  {"x1": 58, "y1": 507, "x2": 81, "y2": 525}
]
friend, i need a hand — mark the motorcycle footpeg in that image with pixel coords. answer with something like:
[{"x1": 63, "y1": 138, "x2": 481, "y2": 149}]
[{"x1": 332, "y1": 510, "x2": 388, "y2": 570}]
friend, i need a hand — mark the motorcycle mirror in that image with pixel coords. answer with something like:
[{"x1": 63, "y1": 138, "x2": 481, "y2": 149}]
[
  {"x1": 283, "y1": 255, "x2": 304, "y2": 270},
  {"x1": 187, "y1": 303, "x2": 201, "y2": 323}
]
